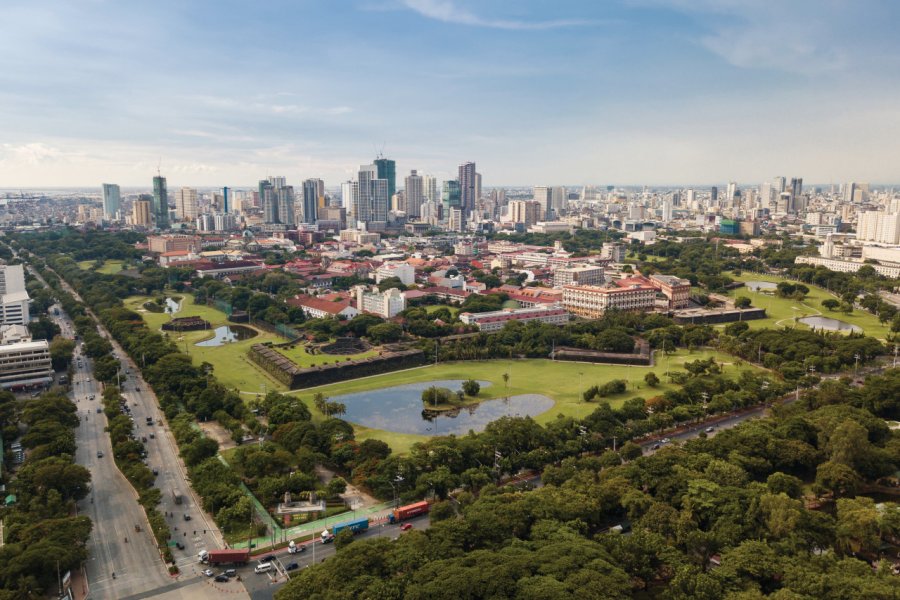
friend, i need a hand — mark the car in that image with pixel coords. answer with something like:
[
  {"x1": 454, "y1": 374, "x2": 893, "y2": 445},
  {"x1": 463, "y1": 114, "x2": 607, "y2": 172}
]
[
  {"x1": 400, "y1": 523, "x2": 413, "y2": 531},
  {"x1": 705, "y1": 426, "x2": 715, "y2": 433},
  {"x1": 149, "y1": 433, "x2": 155, "y2": 439},
  {"x1": 202, "y1": 568, "x2": 214, "y2": 577},
  {"x1": 183, "y1": 514, "x2": 191, "y2": 521},
  {"x1": 96, "y1": 407, "x2": 102, "y2": 413},
  {"x1": 223, "y1": 569, "x2": 236, "y2": 577},
  {"x1": 260, "y1": 554, "x2": 276, "y2": 563},
  {"x1": 661, "y1": 437, "x2": 671, "y2": 444},
  {"x1": 96, "y1": 451, "x2": 104, "y2": 458},
  {"x1": 254, "y1": 563, "x2": 273, "y2": 574},
  {"x1": 152, "y1": 468, "x2": 159, "y2": 476},
  {"x1": 651, "y1": 443, "x2": 661, "y2": 450},
  {"x1": 286, "y1": 562, "x2": 299, "y2": 571},
  {"x1": 214, "y1": 574, "x2": 229, "y2": 583},
  {"x1": 175, "y1": 541, "x2": 185, "y2": 550}
]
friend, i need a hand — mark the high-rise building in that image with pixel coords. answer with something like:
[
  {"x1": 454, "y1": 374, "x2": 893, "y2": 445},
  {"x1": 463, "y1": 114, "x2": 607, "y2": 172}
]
[
  {"x1": 710, "y1": 186, "x2": 718, "y2": 204},
  {"x1": 551, "y1": 186, "x2": 567, "y2": 217},
  {"x1": 222, "y1": 187, "x2": 230, "y2": 213},
  {"x1": 509, "y1": 200, "x2": 542, "y2": 226},
  {"x1": 404, "y1": 170, "x2": 424, "y2": 218},
  {"x1": 533, "y1": 186, "x2": 552, "y2": 220},
  {"x1": 773, "y1": 176, "x2": 786, "y2": 195},
  {"x1": 177, "y1": 187, "x2": 198, "y2": 221},
  {"x1": 458, "y1": 161, "x2": 477, "y2": 213},
  {"x1": 341, "y1": 180, "x2": 357, "y2": 215},
  {"x1": 152, "y1": 175, "x2": 169, "y2": 228},
  {"x1": 442, "y1": 180, "x2": 461, "y2": 222},
  {"x1": 259, "y1": 180, "x2": 277, "y2": 223},
  {"x1": 133, "y1": 196, "x2": 152, "y2": 227},
  {"x1": 302, "y1": 179, "x2": 320, "y2": 223},
  {"x1": 661, "y1": 200, "x2": 673, "y2": 222},
  {"x1": 102, "y1": 183, "x2": 121, "y2": 219},
  {"x1": 374, "y1": 157, "x2": 396, "y2": 203},
  {"x1": 423, "y1": 174, "x2": 439, "y2": 204},
  {"x1": 277, "y1": 186, "x2": 296, "y2": 226},
  {"x1": 474, "y1": 172, "x2": 482, "y2": 206},
  {"x1": 790, "y1": 178, "x2": 803, "y2": 202},
  {"x1": 726, "y1": 181, "x2": 738, "y2": 207},
  {"x1": 214, "y1": 213, "x2": 237, "y2": 231}
]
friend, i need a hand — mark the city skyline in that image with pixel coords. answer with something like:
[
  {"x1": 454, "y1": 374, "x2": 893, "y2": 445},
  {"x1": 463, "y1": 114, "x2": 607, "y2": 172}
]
[{"x1": 3, "y1": 1, "x2": 900, "y2": 187}]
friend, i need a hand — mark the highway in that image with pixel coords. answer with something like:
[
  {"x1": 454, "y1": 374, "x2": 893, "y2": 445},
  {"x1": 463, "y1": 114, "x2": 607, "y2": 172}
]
[{"x1": 31, "y1": 260, "x2": 244, "y2": 600}]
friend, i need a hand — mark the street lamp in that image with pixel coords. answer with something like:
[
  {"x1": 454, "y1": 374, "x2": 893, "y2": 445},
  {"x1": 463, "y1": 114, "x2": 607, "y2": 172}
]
[{"x1": 854, "y1": 353, "x2": 860, "y2": 375}]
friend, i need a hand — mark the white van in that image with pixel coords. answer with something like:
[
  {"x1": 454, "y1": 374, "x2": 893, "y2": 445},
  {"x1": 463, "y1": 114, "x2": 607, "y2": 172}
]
[{"x1": 254, "y1": 562, "x2": 273, "y2": 574}]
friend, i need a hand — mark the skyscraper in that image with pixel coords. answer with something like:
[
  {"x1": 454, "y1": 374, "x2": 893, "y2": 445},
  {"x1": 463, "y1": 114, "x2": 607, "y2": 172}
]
[
  {"x1": 458, "y1": 161, "x2": 477, "y2": 214},
  {"x1": 374, "y1": 157, "x2": 396, "y2": 203},
  {"x1": 551, "y1": 186, "x2": 567, "y2": 217},
  {"x1": 301, "y1": 179, "x2": 319, "y2": 223},
  {"x1": 133, "y1": 196, "x2": 152, "y2": 227},
  {"x1": 152, "y1": 175, "x2": 168, "y2": 228},
  {"x1": 442, "y1": 180, "x2": 461, "y2": 221},
  {"x1": 277, "y1": 186, "x2": 296, "y2": 226},
  {"x1": 423, "y1": 174, "x2": 439, "y2": 204},
  {"x1": 404, "y1": 170, "x2": 424, "y2": 218},
  {"x1": 222, "y1": 187, "x2": 230, "y2": 213},
  {"x1": 790, "y1": 178, "x2": 803, "y2": 201},
  {"x1": 102, "y1": 183, "x2": 121, "y2": 220},
  {"x1": 533, "y1": 186, "x2": 552, "y2": 220},
  {"x1": 259, "y1": 179, "x2": 277, "y2": 223},
  {"x1": 357, "y1": 164, "x2": 376, "y2": 223},
  {"x1": 176, "y1": 187, "x2": 198, "y2": 221}
]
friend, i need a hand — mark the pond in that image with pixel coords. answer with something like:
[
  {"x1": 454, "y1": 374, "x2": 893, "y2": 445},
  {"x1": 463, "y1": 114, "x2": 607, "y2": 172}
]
[
  {"x1": 743, "y1": 281, "x2": 777, "y2": 292},
  {"x1": 330, "y1": 380, "x2": 554, "y2": 435},
  {"x1": 798, "y1": 316, "x2": 862, "y2": 332},
  {"x1": 164, "y1": 297, "x2": 181, "y2": 314},
  {"x1": 195, "y1": 325, "x2": 258, "y2": 346}
]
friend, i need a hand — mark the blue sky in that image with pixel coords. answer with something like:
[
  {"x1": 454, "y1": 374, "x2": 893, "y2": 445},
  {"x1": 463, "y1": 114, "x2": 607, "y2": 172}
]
[{"x1": 2, "y1": 0, "x2": 899, "y2": 188}]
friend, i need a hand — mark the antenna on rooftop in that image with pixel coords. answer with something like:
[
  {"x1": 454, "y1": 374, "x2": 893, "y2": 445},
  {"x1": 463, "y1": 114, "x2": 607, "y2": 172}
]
[{"x1": 157, "y1": 157, "x2": 162, "y2": 177}]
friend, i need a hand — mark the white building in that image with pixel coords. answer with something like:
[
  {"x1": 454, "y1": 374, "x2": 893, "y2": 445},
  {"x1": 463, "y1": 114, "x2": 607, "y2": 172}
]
[
  {"x1": 0, "y1": 339, "x2": 53, "y2": 389},
  {"x1": 459, "y1": 307, "x2": 570, "y2": 332},
  {"x1": 375, "y1": 262, "x2": 415, "y2": 286},
  {"x1": 857, "y1": 210, "x2": 900, "y2": 244},
  {"x1": 795, "y1": 256, "x2": 900, "y2": 278},
  {"x1": 354, "y1": 285, "x2": 406, "y2": 318},
  {"x1": 562, "y1": 278, "x2": 657, "y2": 319},
  {"x1": 0, "y1": 265, "x2": 30, "y2": 326},
  {"x1": 553, "y1": 265, "x2": 605, "y2": 288},
  {"x1": 177, "y1": 187, "x2": 199, "y2": 221}
]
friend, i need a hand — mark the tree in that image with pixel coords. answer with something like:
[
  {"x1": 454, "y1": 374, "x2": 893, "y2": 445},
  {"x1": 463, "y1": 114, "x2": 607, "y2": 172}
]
[
  {"x1": 367, "y1": 323, "x2": 402, "y2": 344},
  {"x1": 333, "y1": 528, "x2": 355, "y2": 550},
  {"x1": 462, "y1": 379, "x2": 481, "y2": 397},
  {"x1": 49, "y1": 336, "x2": 75, "y2": 371},
  {"x1": 644, "y1": 372, "x2": 660, "y2": 387},
  {"x1": 734, "y1": 296, "x2": 752, "y2": 309},
  {"x1": 822, "y1": 298, "x2": 840, "y2": 311}
]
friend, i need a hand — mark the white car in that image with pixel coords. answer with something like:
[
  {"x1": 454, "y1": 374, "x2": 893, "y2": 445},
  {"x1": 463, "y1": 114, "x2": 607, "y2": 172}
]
[{"x1": 202, "y1": 568, "x2": 214, "y2": 577}]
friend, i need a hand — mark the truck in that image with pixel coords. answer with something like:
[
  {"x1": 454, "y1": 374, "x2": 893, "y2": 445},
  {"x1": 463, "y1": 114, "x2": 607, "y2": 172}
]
[
  {"x1": 198, "y1": 549, "x2": 250, "y2": 565},
  {"x1": 321, "y1": 517, "x2": 369, "y2": 543},
  {"x1": 388, "y1": 501, "x2": 430, "y2": 524},
  {"x1": 287, "y1": 540, "x2": 306, "y2": 554},
  {"x1": 172, "y1": 490, "x2": 184, "y2": 505}
]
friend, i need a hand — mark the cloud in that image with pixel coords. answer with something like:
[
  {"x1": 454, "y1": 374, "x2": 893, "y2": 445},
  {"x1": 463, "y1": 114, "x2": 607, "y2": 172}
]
[{"x1": 402, "y1": 0, "x2": 594, "y2": 30}]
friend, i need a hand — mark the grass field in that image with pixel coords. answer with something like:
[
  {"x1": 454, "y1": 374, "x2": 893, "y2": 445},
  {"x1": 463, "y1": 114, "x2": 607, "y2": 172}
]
[
  {"x1": 287, "y1": 349, "x2": 754, "y2": 453},
  {"x1": 277, "y1": 342, "x2": 378, "y2": 368},
  {"x1": 77, "y1": 259, "x2": 125, "y2": 274},
  {"x1": 125, "y1": 294, "x2": 287, "y2": 392},
  {"x1": 725, "y1": 272, "x2": 891, "y2": 339},
  {"x1": 424, "y1": 304, "x2": 460, "y2": 317}
]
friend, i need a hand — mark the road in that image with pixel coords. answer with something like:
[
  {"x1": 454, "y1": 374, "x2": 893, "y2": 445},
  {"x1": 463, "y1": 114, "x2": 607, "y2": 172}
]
[
  {"x1": 29, "y1": 259, "x2": 243, "y2": 600},
  {"x1": 232, "y1": 514, "x2": 432, "y2": 600}
]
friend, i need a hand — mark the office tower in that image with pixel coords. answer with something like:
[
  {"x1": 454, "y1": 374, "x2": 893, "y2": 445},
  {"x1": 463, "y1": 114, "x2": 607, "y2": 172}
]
[
  {"x1": 458, "y1": 161, "x2": 477, "y2": 213},
  {"x1": 661, "y1": 200, "x2": 673, "y2": 223},
  {"x1": 551, "y1": 186, "x2": 567, "y2": 216},
  {"x1": 133, "y1": 196, "x2": 152, "y2": 227},
  {"x1": 442, "y1": 180, "x2": 461, "y2": 221},
  {"x1": 152, "y1": 175, "x2": 169, "y2": 228},
  {"x1": 773, "y1": 176, "x2": 786, "y2": 195},
  {"x1": 371, "y1": 178, "x2": 388, "y2": 223},
  {"x1": 341, "y1": 180, "x2": 357, "y2": 215},
  {"x1": 508, "y1": 200, "x2": 542, "y2": 226},
  {"x1": 196, "y1": 214, "x2": 214, "y2": 232},
  {"x1": 268, "y1": 175, "x2": 286, "y2": 189},
  {"x1": 475, "y1": 172, "x2": 482, "y2": 205},
  {"x1": 759, "y1": 182, "x2": 772, "y2": 209},
  {"x1": 357, "y1": 164, "x2": 376, "y2": 223},
  {"x1": 102, "y1": 183, "x2": 121, "y2": 219},
  {"x1": 214, "y1": 213, "x2": 237, "y2": 231},
  {"x1": 845, "y1": 182, "x2": 858, "y2": 203},
  {"x1": 726, "y1": 181, "x2": 737, "y2": 206},
  {"x1": 790, "y1": 178, "x2": 803, "y2": 201},
  {"x1": 448, "y1": 207, "x2": 464, "y2": 232},
  {"x1": 374, "y1": 157, "x2": 396, "y2": 203},
  {"x1": 261, "y1": 182, "x2": 277, "y2": 223},
  {"x1": 423, "y1": 174, "x2": 438, "y2": 203},
  {"x1": 710, "y1": 186, "x2": 718, "y2": 204},
  {"x1": 277, "y1": 186, "x2": 296, "y2": 226},
  {"x1": 222, "y1": 187, "x2": 230, "y2": 213},
  {"x1": 404, "y1": 170, "x2": 424, "y2": 218},
  {"x1": 302, "y1": 179, "x2": 319, "y2": 223},
  {"x1": 533, "y1": 186, "x2": 551, "y2": 220},
  {"x1": 176, "y1": 187, "x2": 198, "y2": 221}
]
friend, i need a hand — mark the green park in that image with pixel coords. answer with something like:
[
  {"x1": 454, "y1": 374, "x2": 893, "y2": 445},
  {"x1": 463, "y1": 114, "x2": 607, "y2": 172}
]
[
  {"x1": 724, "y1": 271, "x2": 891, "y2": 339},
  {"x1": 77, "y1": 259, "x2": 126, "y2": 274}
]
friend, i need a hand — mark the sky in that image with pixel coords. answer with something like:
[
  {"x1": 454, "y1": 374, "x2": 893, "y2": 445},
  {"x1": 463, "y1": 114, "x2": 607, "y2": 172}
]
[{"x1": 2, "y1": 0, "x2": 900, "y2": 188}]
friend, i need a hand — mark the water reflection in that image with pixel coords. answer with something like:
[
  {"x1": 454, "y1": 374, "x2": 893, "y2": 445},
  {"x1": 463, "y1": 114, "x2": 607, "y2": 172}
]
[
  {"x1": 798, "y1": 316, "x2": 862, "y2": 332},
  {"x1": 330, "y1": 380, "x2": 553, "y2": 435},
  {"x1": 195, "y1": 325, "x2": 258, "y2": 346}
]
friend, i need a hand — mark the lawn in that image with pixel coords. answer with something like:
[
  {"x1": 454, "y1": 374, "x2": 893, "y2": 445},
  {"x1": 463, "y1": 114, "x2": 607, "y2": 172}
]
[
  {"x1": 77, "y1": 259, "x2": 125, "y2": 274},
  {"x1": 725, "y1": 272, "x2": 891, "y2": 339},
  {"x1": 287, "y1": 349, "x2": 755, "y2": 454},
  {"x1": 125, "y1": 294, "x2": 286, "y2": 392},
  {"x1": 424, "y1": 304, "x2": 460, "y2": 317},
  {"x1": 277, "y1": 342, "x2": 379, "y2": 368}
]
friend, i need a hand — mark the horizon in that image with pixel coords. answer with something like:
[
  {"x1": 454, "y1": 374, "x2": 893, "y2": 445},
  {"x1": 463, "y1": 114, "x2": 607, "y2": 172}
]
[{"x1": 3, "y1": 1, "x2": 899, "y2": 187}]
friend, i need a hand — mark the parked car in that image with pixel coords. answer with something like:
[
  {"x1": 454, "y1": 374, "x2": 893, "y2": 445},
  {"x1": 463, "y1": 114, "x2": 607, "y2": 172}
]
[
  {"x1": 183, "y1": 514, "x2": 191, "y2": 521},
  {"x1": 223, "y1": 569, "x2": 236, "y2": 577},
  {"x1": 96, "y1": 407, "x2": 102, "y2": 413},
  {"x1": 214, "y1": 574, "x2": 229, "y2": 583},
  {"x1": 96, "y1": 451, "x2": 103, "y2": 458},
  {"x1": 175, "y1": 541, "x2": 185, "y2": 550},
  {"x1": 202, "y1": 569, "x2": 214, "y2": 577}
]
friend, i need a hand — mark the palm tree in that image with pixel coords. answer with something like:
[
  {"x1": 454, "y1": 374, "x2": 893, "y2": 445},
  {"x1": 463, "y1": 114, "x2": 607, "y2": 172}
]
[{"x1": 502, "y1": 372, "x2": 509, "y2": 389}]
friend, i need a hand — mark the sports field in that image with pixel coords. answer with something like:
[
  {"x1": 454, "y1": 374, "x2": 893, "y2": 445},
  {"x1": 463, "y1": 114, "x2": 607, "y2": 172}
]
[{"x1": 77, "y1": 259, "x2": 125, "y2": 274}]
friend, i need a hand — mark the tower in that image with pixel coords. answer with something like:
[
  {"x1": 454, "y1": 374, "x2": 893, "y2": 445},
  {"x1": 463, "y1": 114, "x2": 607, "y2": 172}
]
[
  {"x1": 152, "y1": 175, "x2": 168, "y2": 228},
  {"x1": 458, "y1": 161, "x2": 476, "y2": 214},
  {"x1": 374, "y1": 157, "x2": 396, "y2": 203},
  {"x1": 404, "y1": 170, "x2": 424, "y2": 218},
  {"x1": 101, "y1": 183, "x2": 120, "y2": 220},
  {"x1": 302, "y1": 179, "x2": 319, "y2": 223}
]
